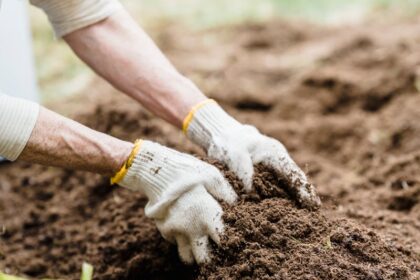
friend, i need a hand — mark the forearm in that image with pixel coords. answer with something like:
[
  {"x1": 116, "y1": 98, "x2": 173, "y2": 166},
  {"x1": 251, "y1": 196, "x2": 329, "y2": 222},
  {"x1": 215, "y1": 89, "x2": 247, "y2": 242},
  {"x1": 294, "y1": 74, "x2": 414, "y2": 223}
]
[
  {"x1": 19, "y1": 107, "x2": 132, "y2": 176},
  {"x1": 63, "y1": 9, "x2": 206, "y2": 127}
]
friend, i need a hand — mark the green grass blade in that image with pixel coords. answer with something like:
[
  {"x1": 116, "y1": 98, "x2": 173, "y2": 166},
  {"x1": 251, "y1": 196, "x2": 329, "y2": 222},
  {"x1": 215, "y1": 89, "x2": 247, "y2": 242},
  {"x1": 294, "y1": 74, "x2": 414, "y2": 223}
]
[
  {"x1": 0, "y1": 272, "x2": 28, "y2": 280},
  {"x1": 80, "y1": 262, "x2": 93, "y2": 280}
]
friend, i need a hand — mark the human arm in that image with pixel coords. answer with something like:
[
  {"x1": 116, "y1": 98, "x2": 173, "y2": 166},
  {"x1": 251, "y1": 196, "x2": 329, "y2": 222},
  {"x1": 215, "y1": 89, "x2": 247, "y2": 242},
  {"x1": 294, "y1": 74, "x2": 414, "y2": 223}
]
[
  {"x1": 63, "y1": 9, "x2": 206, "y2": 127},
  {"x1": 32, "y1": 0, "x2": 320, "y2": 208},
  {"x1": 29, "y1": 0, "x2": 202, "y2": 126},
  {"x1": 0, "y1": 94, "x2": 132, "y2": 175},
  {"x1": 0, "y1": 94, "x2": 236, "y2": 263},
  {"x1": 19, "y1": 106, "x2": 133, "y2": 176},
  {"x1": 23, "y1": 107, "x2": 238, "y2": 263}
]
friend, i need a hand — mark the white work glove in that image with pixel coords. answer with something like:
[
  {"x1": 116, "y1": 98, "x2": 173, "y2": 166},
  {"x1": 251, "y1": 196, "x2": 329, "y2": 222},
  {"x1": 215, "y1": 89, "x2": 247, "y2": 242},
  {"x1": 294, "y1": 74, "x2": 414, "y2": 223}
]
[
  {"x1": 116, "y1": 140, "x2": 237, "y2": 264},
  {"x1": 185, "y1": 100, "x2": 321, "y2": 210}
]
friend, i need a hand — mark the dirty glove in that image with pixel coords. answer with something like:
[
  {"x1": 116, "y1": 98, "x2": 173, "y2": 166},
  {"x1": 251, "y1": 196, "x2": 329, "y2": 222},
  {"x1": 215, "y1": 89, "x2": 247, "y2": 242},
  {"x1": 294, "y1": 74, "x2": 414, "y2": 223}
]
[
  {"x1": 114, "y1": 140, "x2": 237, "y2": 264},
  {"x1": 184, "y1": 100, "x2": 321, "y2": 210}
]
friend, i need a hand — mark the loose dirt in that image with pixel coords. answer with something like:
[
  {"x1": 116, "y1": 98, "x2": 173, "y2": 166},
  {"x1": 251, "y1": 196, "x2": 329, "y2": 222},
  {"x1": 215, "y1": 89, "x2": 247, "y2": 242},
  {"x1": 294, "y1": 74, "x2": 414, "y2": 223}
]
[{"x1": 0, "y1": 19, "x2": 419, "y2": 279}]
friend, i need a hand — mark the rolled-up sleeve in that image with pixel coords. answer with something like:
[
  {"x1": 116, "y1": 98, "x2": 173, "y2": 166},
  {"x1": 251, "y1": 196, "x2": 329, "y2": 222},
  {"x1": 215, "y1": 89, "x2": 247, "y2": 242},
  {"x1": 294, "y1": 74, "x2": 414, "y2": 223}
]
[
  {"x1": 0, "y1": 94, "x2": 40, "y2": 161},
  {"x1": 30, "y1": 0, "x2": 123, "y2": 37}
]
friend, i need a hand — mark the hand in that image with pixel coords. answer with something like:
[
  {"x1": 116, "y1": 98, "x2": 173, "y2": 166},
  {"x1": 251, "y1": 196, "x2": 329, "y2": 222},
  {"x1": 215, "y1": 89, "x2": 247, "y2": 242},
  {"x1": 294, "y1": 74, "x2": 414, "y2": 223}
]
[
  {"x1": 116, "y1": 140, "x2": 237, "y2": 264},
  {"x1": 185, "y1": 100, "x2": 321, "y2": 210}
]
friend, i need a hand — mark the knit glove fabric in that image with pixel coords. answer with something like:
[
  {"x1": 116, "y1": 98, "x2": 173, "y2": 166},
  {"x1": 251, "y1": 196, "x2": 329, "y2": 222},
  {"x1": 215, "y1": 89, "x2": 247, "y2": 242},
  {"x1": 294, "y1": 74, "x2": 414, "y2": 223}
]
[
  {"x1": 118, "y1": 140, "x2": 237, "y2": 264},
  {"x1": 185, "y1": 101, "x2": 321, "y2": 210}
]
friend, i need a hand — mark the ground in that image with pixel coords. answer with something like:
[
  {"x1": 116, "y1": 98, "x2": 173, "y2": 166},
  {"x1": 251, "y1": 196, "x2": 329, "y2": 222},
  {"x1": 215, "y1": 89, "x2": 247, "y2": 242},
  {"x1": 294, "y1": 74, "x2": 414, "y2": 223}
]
[{"x1": 0, "y1": 18, "x2": 419, "y2": 279}]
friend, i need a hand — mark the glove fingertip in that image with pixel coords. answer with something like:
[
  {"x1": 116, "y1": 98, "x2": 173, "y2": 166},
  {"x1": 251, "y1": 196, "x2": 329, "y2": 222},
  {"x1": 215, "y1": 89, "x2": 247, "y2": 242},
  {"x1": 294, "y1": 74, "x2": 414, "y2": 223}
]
[
  {"x1": 298, "y1": 183, "x2": 322, "y2": 210},
  {"x1": 224, "y1": 150, "x2": 254, "y2": 193},
  {"x1": 221, "y1": 181, "x2": 238, "y2": 205},
  {"x1": 180, "y1": 253, "x2": 195, "y2": 265},
  {"x1": 208, "y1": 219, "x2": 224, "y2": 246},
  {"x1": 240, "y1": 170, "x2": 254, "y2": 192},
  {"x1": 205, "y1": 173, "x2": 238, "y2": 204},
  {"x1": 176, "y1": 236, "x2": 195, "y2": 264},
  {"x1": 230, "y1": 163, "x2": 254, "y2": 192},
  {"x1": 192, "y1": 237, "x2": 211, "y2": 264}
]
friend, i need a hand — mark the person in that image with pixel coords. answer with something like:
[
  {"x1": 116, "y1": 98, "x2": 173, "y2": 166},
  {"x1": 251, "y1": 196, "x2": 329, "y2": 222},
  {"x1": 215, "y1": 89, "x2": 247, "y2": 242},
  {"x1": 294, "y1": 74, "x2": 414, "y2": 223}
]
[{"x1": 0, "y1": 0, "x2": 321, "y2": 264}]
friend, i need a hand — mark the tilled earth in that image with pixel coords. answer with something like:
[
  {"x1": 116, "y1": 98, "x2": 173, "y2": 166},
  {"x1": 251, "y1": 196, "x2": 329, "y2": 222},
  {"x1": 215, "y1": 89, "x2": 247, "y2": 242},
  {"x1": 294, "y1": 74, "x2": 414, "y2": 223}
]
[{"x1": 0, "y1": 19, "x2": 419, "y2": 279}]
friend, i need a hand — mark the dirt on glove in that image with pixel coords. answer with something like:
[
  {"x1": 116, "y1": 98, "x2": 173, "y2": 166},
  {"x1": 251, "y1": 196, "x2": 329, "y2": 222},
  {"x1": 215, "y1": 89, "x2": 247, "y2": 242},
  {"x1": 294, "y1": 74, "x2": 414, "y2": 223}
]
[{"x1": 0, "y1": 18, "x2": 419, "y2": 280}]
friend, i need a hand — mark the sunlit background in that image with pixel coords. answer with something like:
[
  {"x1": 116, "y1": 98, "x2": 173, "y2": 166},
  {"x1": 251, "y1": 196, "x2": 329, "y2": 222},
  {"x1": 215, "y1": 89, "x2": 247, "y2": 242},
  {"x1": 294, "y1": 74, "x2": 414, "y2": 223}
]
[{"x1": 29, "y1": 0, "x2": 420, "y2": 102}]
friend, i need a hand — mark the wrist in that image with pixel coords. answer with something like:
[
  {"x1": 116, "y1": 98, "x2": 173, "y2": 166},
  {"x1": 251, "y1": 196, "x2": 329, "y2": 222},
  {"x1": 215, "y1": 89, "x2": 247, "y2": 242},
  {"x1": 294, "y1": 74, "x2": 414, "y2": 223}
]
[
  {"x1": 184, "y1": 101, "x2": 240, "y2": 151},
  {"x1": 168, "y1": 75, "x2": 207, "y2": 127},
  {"x1": 109, "y1": 140, "x2": 136, "y2": 177},
  {"x1": 111, "y1": 139, "x2": 143, "y2": 185},
  {"x1": 129, "y1": 71, "x2": 207, "y2": 128},
  {"x1": 117, "y1": 140, "x2": 175, "y2": 202}
]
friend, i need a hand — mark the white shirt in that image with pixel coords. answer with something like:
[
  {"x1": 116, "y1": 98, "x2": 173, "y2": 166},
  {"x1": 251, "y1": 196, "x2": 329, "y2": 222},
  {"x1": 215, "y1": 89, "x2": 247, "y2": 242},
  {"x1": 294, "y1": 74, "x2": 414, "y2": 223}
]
[
  {"x1": 30, "y1": 0, "x2": 122, "y2": 37},
  {"x1": 0, "y1": 0, "x2": 122, "y2": 160}
]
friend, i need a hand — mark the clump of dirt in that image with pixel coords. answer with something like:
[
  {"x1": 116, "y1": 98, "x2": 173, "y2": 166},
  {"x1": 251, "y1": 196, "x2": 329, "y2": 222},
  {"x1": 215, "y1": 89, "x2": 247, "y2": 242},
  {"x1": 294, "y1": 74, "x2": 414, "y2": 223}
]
[
  {"x1": 198, "y1": 164, "x2": 415, "y2": 280},
  {"x1": 1, "y1": 18, "x2": 420, "y2": 279}
]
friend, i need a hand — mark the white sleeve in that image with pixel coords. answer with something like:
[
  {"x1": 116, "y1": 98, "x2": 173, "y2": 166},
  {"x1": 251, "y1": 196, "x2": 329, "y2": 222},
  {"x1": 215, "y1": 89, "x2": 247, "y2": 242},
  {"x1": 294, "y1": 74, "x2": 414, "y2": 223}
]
[
  {"x1": 30, "y1": 0, "x2": 123, "y2": 38},
  {"x1": 0, "y1": 94, "x2": 40, "y2": 161}
]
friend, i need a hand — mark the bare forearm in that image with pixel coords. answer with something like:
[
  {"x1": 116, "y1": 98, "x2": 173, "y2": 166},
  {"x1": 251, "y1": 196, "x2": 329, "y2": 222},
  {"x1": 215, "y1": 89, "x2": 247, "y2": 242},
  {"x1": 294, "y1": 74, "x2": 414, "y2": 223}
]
[
  {"x1": 64, "y1": 10, "x2": 206, "y2": 127},
  {"x1": 19, "y1": 107, "x2": 132, "y2": 176}
]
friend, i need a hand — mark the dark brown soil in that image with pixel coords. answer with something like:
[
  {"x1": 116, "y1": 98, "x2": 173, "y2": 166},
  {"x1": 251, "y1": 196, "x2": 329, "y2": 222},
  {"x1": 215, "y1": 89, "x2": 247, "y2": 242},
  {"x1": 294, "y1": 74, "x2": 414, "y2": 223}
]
[
  {"x1": 200, "y1": 164, "x2": 415, "y2": 279},
  {"x1": 1, "y1": 19, "x2": 419, "y2": 279}
]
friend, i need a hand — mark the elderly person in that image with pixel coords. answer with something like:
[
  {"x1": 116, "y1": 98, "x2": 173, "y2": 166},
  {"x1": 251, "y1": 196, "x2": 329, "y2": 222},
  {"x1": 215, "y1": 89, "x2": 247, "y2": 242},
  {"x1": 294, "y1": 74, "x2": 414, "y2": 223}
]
[{"x1": 0, "y1": 0, "x2": 320, "y2": 264}]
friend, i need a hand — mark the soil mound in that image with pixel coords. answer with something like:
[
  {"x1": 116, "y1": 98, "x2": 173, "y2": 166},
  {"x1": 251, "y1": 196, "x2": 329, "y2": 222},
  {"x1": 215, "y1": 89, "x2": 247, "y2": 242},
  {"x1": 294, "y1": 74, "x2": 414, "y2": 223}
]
[{"x1": 200, "y1": 165, "x2": 414, "y2": 280}]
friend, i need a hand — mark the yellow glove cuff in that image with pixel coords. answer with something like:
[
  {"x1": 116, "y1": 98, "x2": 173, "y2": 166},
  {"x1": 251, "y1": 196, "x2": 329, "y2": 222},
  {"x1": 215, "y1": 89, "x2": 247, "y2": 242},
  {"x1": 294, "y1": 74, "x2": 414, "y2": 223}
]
[
  {"x1": 110, "y1": 139, "x2": 143, "y2": 185},
  {"x1": 182, "y1": 99, "x2": 216, "y2": 135}
]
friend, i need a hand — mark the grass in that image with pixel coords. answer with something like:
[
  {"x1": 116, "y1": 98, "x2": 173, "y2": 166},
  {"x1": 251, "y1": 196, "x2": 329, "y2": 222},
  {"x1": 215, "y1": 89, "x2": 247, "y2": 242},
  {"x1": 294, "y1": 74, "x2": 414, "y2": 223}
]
[
  {"x1": 0, "y1": 262, "x2": 93, "y2": 280},
  {"x1": 125, "y1": 0, "x2": 420, "y2": 27},
  {"x1": 29, "y1": 0, "x2": 420, "y2": 102},
  {"x1": 80, "y1": 263, "x2": 93, "y2": 280},
  {"x1": 0, "y1": 273, "x2": 27, "y2": 280}
]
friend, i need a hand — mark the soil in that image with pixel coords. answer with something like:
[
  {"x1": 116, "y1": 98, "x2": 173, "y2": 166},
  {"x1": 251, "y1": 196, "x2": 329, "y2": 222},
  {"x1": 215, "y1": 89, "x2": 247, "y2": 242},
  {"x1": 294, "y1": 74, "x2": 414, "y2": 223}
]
[{"x1": 1, "y1": 18, "x2": 420, "y2": 279}]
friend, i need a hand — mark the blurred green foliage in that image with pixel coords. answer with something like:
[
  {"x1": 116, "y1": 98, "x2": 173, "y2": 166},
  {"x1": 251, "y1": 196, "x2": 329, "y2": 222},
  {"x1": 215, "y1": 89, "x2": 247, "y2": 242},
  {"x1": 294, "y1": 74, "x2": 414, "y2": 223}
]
[
  {"x1": 30, "y1": 0, "x2": 420, "y2": 102},
  {"x1": 132, "y1": 0, "x2": 420, "y2": 27}
]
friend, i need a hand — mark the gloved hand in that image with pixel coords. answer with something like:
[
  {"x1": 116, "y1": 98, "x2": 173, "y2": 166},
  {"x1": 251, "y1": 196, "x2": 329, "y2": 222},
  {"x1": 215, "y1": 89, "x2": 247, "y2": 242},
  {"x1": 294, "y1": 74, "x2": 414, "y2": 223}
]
[
  {"x1": 184, "y1": 100, "x2": 321, "y2": 210},
  {"x1": 114, "y1": 140, "x2": 237, "y2": 264}
]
